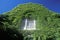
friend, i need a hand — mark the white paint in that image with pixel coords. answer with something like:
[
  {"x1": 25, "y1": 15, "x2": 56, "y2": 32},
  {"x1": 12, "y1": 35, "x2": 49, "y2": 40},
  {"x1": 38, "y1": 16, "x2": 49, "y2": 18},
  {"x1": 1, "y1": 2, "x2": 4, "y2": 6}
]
[
  {"x1": 34, "y1": 20, "x2": 36, "y2": 30},
  {"x1": 23, "y1": 19, "x2": 36, "y2": 30},
  {"x1": 24, "y1": 19, "x2": 27, "y2": 30}
]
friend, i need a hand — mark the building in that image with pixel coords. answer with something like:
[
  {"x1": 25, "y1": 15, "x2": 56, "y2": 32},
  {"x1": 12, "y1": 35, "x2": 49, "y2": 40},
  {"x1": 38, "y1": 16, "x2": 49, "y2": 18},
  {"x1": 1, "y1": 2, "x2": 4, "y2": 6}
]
[{"x1": 4, "y1": 3, "x2": 59, "y2": 40}]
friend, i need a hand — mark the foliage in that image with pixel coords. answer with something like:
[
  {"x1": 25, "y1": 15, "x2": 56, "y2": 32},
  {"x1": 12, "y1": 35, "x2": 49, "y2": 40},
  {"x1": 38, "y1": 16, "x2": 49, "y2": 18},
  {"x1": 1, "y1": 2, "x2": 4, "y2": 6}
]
[{"x1": 0, "y1": 3, "x2": 60, "y2": 40}]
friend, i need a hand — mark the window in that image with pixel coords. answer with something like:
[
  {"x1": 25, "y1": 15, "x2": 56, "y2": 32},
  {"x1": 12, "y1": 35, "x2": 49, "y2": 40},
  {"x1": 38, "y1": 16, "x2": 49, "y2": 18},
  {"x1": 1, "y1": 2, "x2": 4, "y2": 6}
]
[
  {"x1": 23, "y1": 19, "x2": 36, "y2": 30},
  {"x1": 21, "y1": 11, "x2": 36, "y2": 30}
]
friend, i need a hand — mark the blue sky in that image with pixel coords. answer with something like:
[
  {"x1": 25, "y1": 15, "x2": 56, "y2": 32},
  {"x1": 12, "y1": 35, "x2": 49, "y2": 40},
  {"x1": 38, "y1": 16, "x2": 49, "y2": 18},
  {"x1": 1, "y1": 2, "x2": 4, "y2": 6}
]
[{"x1": 0, "y1": 0, "x2": 60, "y2": 14}]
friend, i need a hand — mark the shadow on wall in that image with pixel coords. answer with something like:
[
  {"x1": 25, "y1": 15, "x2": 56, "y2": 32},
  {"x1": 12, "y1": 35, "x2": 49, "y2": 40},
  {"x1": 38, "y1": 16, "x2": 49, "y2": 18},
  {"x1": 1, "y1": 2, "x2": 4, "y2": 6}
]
[{"x1": 0, "y1": 28, "x2": 24, "y2": 40}]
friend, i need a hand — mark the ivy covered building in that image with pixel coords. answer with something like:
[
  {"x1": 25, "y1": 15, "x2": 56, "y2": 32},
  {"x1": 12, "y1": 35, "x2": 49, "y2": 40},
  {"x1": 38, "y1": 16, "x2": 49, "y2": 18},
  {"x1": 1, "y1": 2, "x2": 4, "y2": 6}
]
[{"x1": 1, "y1": 3, "x2": 60, "y2": 40}]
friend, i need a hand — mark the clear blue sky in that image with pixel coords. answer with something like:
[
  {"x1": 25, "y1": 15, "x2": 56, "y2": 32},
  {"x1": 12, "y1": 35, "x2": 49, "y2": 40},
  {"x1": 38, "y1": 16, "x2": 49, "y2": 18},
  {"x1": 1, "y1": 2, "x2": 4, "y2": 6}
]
[{"x1": 0, "y1": 0, "x2": 60, "y2": 14}]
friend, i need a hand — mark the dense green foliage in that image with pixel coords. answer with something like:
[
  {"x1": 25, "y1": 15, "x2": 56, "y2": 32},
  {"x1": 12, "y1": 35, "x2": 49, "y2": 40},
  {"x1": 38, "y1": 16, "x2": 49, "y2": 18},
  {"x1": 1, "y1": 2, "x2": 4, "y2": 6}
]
[{"x1": 0, "y1": 3, "x2": 60, "y2": 40}]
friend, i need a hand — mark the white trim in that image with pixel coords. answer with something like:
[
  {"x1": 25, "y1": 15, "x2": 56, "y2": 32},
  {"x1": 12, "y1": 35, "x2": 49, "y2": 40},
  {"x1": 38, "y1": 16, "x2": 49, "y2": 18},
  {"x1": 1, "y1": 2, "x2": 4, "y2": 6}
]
[
  {"x1": 24, "y1": 19, "x2": 27, "y2": 30},
  {"x1": 23, "y1": 19, "x2": 36, "y2": 30}
]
